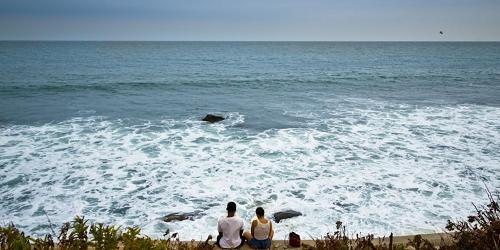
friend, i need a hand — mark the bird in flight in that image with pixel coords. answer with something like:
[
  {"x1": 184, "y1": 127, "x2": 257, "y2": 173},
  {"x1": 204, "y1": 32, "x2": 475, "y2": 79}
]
[{"x1": 439, "y1": 31, "x2": 444, "y2": 35}]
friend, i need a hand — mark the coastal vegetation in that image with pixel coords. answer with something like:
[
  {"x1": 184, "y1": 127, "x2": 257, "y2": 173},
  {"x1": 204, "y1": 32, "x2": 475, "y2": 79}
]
[{"x1": 1, "y1": 190, "x2": 498, "y2": 250}]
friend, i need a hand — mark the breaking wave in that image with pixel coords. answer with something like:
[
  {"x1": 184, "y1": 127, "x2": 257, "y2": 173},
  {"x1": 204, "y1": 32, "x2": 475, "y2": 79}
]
[{"x1": 1, "y1": 102, "x2": 500, "y2": 239}]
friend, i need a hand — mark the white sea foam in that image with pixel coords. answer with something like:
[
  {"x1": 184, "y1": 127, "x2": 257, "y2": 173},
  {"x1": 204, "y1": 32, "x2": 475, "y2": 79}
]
[{"x1": 1, "y1": 103, "x2": 500, "y2": 240}]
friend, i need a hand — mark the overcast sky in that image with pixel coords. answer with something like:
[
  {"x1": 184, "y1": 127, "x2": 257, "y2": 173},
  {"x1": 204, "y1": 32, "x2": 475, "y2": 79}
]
[{"x1": 1, "y1": 0, "x2": 499, "y2": 41}]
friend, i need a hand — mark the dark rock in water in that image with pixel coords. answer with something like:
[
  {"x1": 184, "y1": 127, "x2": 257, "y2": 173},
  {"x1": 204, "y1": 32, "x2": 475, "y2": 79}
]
[
  {"x1": 273, "y1": 210, "x2": 302, "y2": 223},
  {"x1": 162, "y1": 213, "x2": 190, "y2": 222},
  {"x1": 162, "y1": 211, "x2": 203, "y2": 222},
  {"x1": 202, "y1": 114, "x2": 225, "y2": 123}
]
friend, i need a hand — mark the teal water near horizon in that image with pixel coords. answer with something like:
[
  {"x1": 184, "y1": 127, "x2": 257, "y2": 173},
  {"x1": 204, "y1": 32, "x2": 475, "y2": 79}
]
[{"x1": 1, "y1": 42, "x2": 500, "y2": 239}]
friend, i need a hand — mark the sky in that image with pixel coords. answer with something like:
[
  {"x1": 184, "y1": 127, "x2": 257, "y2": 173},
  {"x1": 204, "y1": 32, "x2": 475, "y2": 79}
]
[{"x1": 1, "y1": 0, "x2": 499, "y2": 41}]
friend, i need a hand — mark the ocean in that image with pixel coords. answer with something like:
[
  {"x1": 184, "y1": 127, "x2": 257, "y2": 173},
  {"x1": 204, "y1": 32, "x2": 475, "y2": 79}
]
[{"x1": 1, "y1": 41, "x2": 499, "y2": 239}]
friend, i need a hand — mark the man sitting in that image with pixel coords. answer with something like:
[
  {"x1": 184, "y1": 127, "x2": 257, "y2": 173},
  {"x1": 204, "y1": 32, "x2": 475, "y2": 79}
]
[{"x1": 217, "y1": 202, "x2": 245, "y2": 248}]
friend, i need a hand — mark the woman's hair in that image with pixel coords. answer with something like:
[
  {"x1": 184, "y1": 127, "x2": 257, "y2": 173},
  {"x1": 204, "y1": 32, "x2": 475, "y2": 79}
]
[{"x1": 256, "y1": 207, "x2": 264, "y2": 217}]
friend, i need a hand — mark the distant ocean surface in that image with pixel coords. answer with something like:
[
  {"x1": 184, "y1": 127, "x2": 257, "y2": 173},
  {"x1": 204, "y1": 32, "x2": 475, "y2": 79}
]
[{"x1": 1, "y1": 42, "x2": 500, "y2": 239}]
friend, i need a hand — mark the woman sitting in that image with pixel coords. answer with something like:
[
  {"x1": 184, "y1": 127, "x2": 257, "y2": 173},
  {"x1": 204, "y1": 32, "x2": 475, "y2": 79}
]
[{"x1": 243, "y1": 207, "x2": 274, "y2": 249}]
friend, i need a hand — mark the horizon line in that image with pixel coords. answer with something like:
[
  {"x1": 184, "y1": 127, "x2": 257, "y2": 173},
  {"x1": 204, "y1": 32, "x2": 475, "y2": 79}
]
[{"x1": 1, "y1": 39, "x2": 500, "y2": 43}]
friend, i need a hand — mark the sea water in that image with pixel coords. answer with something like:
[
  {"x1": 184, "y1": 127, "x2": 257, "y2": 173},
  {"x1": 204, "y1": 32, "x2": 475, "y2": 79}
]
[{"x1": 1, "y1": 42, "x2": 499, "y2": 239}]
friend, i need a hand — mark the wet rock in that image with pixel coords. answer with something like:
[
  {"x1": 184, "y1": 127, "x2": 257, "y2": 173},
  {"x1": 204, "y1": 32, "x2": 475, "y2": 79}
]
[
  {"x1": 202, "y1": 114, "x2": 225, "y2": 123},
  {"x1": 162, "y1": 213, "x2": 190, "y2": 222},
  {"x1": 273, "y1": 210, "x2": 302, "y2": 223},
  {"x1": 162, "y1": 211, "x2": 203, "y2": 222}
]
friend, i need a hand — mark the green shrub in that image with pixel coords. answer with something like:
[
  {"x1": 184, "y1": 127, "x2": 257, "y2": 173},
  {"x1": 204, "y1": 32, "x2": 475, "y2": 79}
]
[
  {"x1": 121, "y1": 226, "x2": 168, "y2": 250},
  {"x1": 406, "y1": 234, "x2": 436, "y2": 250},
  {"x1": 32, "y1": 233, "x2": 55, "y2": 250},
  {"x1": 445, "y1": 188, "x2": 499, "y2": 250},
  {"x1": 90, "y1": 223, "x2": 120, "y2": 250},
  {"x1": 0, "y1": 224, "x2": 32, "y2": 250},
  {"x1": 58, "y1": 216, "x2": 89, "y2": 250}
]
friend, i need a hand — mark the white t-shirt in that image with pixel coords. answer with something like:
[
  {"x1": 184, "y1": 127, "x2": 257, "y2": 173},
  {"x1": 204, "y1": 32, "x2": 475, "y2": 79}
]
[{"x1": 217, "y1": 215, "x2": 244, "y2": 248}]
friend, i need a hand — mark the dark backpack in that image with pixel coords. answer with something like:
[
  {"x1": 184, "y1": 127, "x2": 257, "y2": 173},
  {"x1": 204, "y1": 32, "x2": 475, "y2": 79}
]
[{"x1": 289, "y1": 232, "x2": 301, "y2": 247}]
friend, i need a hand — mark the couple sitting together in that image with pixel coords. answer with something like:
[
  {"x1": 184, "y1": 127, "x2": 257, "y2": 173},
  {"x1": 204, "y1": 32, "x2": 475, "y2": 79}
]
[{"x1": 216, "y1": 202, "x2": 274, "y2": 249}]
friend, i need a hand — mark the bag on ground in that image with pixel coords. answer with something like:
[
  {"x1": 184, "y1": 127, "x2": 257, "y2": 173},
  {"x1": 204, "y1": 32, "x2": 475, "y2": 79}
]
[{"x1": 289, "y1": 232, "x2": 301, "y2": 247}]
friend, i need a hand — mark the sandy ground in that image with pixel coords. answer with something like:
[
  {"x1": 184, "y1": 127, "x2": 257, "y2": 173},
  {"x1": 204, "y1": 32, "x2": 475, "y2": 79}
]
[{"x1": 210, "y1": 232, "x2": 452, "y2": 249}]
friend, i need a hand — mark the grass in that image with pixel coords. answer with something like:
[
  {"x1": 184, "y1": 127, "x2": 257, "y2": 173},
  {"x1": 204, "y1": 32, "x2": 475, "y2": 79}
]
[
  {"x1": 1, "y1": 189, "x2": 498, "y2": 250},
  {"x1": 310, "y1": 222, "x2": 433, "y2": 250},
  {"x1": 443, "y1": 187, "x2": 500, "y2": 250}
]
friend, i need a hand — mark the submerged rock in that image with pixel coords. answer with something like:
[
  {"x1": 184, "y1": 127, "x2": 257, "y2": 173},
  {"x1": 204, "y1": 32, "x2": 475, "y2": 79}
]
[
  {"x1": 273, "y1": 210, "x2": 302, "y2": 223},
  {"x1": 202, "y1": 114, "x2": 225, "y2": 123},
  {"x1": 162, "y1": 211, "x2": 203, "y2": 222}
]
